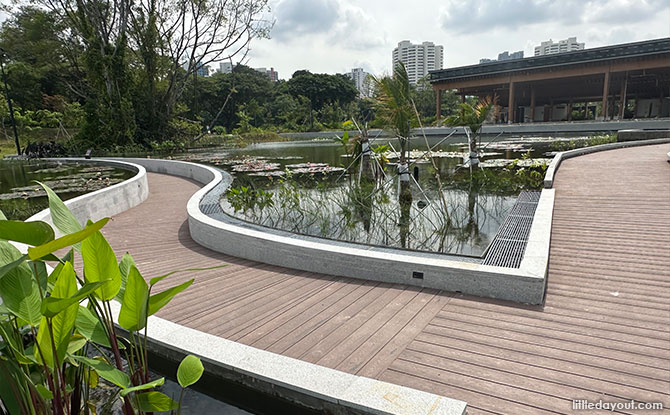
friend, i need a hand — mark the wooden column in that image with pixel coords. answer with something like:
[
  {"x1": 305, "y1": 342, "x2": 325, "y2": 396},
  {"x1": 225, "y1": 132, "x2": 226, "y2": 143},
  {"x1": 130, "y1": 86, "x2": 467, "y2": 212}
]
[
  {"x1": 508, "y1": 81, "x2": 515, "y2": 124},
  {"x1": 548, "y1": 99, "x2": 554, "y2": 121},
  {"x1": 601, "y1": 71, "x2": 610, "y2": 120},
  {"x1": 618, "y1": 76, "x2": 628, "y2": 119},
  {"x1": 436, "y1": 88, "x2": 442, "y2": 125},
  {"x1": 529, "y1": 87, "x2": 536, "y2": 122}
]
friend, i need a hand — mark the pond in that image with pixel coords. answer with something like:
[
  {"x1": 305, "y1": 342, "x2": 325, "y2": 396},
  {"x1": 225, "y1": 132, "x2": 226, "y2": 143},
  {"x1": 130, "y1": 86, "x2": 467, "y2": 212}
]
[
  {"x1": 176, "y1": 133, "x2": 586, "y2": 257},
  {"x1": 0, "y1": 160, "x2": 135, "y2": 220}
]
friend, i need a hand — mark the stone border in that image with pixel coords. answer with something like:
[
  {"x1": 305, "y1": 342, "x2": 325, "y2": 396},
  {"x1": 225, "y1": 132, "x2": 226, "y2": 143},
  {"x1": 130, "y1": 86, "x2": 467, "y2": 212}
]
[
  {"x1": 106, "y1": 302, "x2": 467, "y2": 415},
  {"x1": 544, "y1": 137, "x2": 670, "y2": 188},
  {"x1": 118, "y1": 158, "x2": 550, "y2": 305}
]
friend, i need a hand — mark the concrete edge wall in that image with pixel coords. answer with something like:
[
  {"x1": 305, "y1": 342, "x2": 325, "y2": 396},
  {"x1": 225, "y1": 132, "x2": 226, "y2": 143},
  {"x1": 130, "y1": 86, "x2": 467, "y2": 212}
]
[
  {"x1": 25, "y1": 158, "x2": 149, "y2": 234},
  {"x1": 544, "y1": 137, "x2": 670, "y2": 188},
  {"x1": 107, "y1": 302, "x2": 467, "y2": 415},
  {"x1": 120, "y1": 158, "x2": 548, "y2": 305}
]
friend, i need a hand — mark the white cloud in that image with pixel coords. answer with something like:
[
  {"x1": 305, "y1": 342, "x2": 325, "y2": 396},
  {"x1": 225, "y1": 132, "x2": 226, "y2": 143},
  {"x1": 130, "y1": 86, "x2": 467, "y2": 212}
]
[{"x1": 244, "y1": 0, "x2": 670, "y2": 79}]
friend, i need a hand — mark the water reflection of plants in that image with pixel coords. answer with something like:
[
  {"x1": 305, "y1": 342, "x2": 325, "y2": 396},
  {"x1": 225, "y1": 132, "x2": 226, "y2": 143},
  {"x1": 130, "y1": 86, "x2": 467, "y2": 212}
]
[{"x1": 220, "y1": 64, "x2": 547, "y2": 256}]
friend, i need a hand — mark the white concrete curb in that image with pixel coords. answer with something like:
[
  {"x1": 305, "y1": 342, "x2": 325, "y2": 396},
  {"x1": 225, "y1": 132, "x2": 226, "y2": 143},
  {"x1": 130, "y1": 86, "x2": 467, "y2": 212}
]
[
  {"x1": 544, "y1": 137, "x2": 670, "y2": 188},
  {"x1": 26, "y1": 158, "x2": 149, "y2": 231}
]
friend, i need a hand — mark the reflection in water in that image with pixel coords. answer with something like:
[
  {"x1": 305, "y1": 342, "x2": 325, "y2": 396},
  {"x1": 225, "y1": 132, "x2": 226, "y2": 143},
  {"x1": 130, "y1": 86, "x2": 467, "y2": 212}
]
[{"x1": 181, "y1": 136, "x2": 554, "y2": 256}]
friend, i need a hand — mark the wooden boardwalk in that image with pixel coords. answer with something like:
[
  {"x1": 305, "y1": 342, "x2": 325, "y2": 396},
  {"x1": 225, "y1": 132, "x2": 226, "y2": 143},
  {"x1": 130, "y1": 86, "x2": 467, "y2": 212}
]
[{"x1": 101, "y1": 144, "x2": 670, "y2": 415}]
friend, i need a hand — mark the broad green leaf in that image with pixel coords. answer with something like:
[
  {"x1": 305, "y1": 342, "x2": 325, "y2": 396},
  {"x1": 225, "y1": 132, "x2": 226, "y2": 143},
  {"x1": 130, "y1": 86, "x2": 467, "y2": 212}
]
[
  {"x1": 119, "y1": 378, "x2": 164, "y2": 397},
  {"x1": 67, "y1": 334, "x2": 87, "y2": 355},
  {"x1": 72, "y1": 356, "x2": 130, "y2": 389},
  {"x1": 118, "y1": 265, "x2": 148, "y2": 332},
  {"x1": 35, "y1": 384, "x2": 53, "y2": 400},
  {"x1": 36, "y1": 262, "x2": 78, "y2": 368},
  {"x1": 29, "y1": 260, "x2": 48, "y2": 292},
  {"x1": 41, "y1": 280, "x2": 107, "y2": 318},
  {"x1": 0, "y1": 241, "x2": 41, "y2": 326},
  {"x1": 148, "y1": 279, "x2": 193, "y2": 316},
  {"x1": 87, "y1": 368, "x2": 99, "y2": 388},
  {"x1": 149, "y1": 264, "x2": 226, "y2": 286},
  {"x1": 115, "y1": 252, "x2": 136, "y2": 302},
  {"x1": 177, "y1": 355, "x2": 204, "y2": 388},
  {"x1": 0, "y1": 254, "x2": 27, "y2": 282},
  {"x1": 134, "y1": 392, "x2": 179, "y2": 412},
  {"x1": 75, "y1": 306, "x2": 111, "y2": 348},
  {"x1": 27, "y1": 218, "x2": 109, "y2": 261},
  {"x1": 37, "y1": 181, "x2": 83, "y2": 236},
  {"x1": 0, "y1": 220, "x2": 54, "y2": 246},
  {"x1": 0, "y1": 360, "x2": 23, "y2": 415},
  {"x1": 81, "y1": 230, "x2": 121, "y2": 301}
]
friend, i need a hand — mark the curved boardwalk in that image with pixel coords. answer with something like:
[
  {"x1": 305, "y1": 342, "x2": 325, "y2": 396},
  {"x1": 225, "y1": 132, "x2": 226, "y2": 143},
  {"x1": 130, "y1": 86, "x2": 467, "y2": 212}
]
[{"x1": 102, "y1": 144, "x2": 670, "y2": 415}]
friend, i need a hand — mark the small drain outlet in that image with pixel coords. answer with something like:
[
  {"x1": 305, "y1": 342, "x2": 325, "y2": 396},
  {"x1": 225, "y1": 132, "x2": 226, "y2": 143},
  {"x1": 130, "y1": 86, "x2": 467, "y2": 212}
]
[{"x1": 412, "y1": 271, "x2": 424, "y2": 280}]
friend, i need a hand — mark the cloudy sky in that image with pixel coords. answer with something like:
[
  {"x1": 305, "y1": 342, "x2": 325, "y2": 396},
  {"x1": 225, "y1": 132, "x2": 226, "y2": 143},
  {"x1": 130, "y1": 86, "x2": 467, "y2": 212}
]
[{"x1": 245, "y1": 0, "x2": 670, "y2": 79}]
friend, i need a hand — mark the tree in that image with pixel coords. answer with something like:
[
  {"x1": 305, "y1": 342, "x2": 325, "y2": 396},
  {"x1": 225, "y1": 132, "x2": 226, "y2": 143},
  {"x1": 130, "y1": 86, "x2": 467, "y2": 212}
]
[{"x1": 31, "y1": 0, "x2": 272, "y2": 148}]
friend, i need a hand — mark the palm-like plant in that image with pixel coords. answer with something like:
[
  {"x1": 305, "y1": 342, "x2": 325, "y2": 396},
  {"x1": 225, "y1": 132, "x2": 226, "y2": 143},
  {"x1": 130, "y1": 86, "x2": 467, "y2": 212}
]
[
  {"x1": 372, "y1": 63, "x2": 414, "y2": 165},
  {"x1": 446, "y1": 95, "x2": 497, "y2": 158}
]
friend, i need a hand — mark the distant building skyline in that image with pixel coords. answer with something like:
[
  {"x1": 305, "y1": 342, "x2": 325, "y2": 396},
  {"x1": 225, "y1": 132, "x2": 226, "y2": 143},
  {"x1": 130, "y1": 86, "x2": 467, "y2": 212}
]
[
  {"x1": 344, "y1": 67, "x2": 372, "y2": 97},
  {"x1": 254, "y1": 67, "x2": 279, "y2": 82},
  {"x1": 218, "y1": 62, "x2": 233, "y2": 74},
  {"x1": 534, "y1": 37, "x2": 585, "y2": 56},
  {"x1": 479, "y1": 50, "x2": 524, "y2": 64},
  {"x1": 392, "y1": 40, "x2": 443, "y2": 85}
]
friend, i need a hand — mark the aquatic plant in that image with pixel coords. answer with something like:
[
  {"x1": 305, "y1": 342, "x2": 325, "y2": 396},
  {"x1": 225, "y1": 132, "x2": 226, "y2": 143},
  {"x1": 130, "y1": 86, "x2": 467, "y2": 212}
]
[{"x1": 0, "y1": 184, "x2": 209, "y2": 414}]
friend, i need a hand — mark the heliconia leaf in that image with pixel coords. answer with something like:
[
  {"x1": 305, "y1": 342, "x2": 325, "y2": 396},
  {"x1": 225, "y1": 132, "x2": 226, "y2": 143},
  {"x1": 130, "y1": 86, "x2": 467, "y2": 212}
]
[
  {"x1": 35, "y1": 384, "x2": 53, "y2": 400},
  {"x1": 0, "y1": 241, "x2": 41, "y2": 326},
  {"x1": 0, "y1": 220, "x2": 54, "y2": 246},
  {"x1": 81, "y1": 229, "x2": 121, "y2": 301},
  {"x1": 115, "y1": 252, "x2": 136, "y2": 302},
  {"x1": 36, "y1": 181, "x2": 83, "y2": 236},
  {"x1": 177, "y1": 355, "x2": 204, "y2": 388},
  {"x1": 148, "y1": 279, "x2": 193, "y2": 316},
  {"x1": 29, "y1": 260, "x2": 48, "y2": 292},
  {"x1": 0, "y1": 254, "x2": 27, "y2": 282},
  {"x1": 41, "y1": 280, "x2": 107, "y2": 318},
  {"x1": 36, "y1": 261, "x2": 78, "y2": 368},
  {"x1": 27, "y1": 218, "x2": 109, "y2": 261},
  {"x1": 118, "y1": 265, "x2": 148, "y2": 332},
  {"x1": 119, "y1": 377, "x2": 164, "y2": 397},
  {"x1": 134, "y1": 392, "x2": 179, "y2": 412},
  {"x1": 75, "y1": 306, "x2": 112, "y2": 348},
  {"x1": 72, "y1": 356, "x2": 130, "y2": 389},
  {"x1": 67, "y1": 334, "x2": 87, "y2": 355}
]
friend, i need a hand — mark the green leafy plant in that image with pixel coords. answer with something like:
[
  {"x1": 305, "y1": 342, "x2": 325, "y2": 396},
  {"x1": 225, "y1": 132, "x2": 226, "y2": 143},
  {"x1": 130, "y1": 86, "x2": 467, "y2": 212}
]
[{"x1": 0, "y1": 184, "x2": 211, "y2": 414}]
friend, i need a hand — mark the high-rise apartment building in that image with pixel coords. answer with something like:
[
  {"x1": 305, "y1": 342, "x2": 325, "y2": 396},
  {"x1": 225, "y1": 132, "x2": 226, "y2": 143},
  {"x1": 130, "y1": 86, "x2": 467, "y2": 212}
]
[
  {"x1": 480, "y1": 50, "x2": 524, "y2": 64},
  {"x1": 498, "y1": 50, "x2": 524, "y2": 61},
  {"x1": 345, "y1": 68, "x2": 372, "y2": 97},
  {"x1": 392, "y1": 40, "x2": 443, "y2": 85},
  {"x1": 254, "y1": 67, "x2": 279, "y2": 82},
  {"x1": 218, "y1": 62, "x2": 233, "y2": 74},
  {"x1": 534, "y1": 37, "x2": 585, "y2": 56}
]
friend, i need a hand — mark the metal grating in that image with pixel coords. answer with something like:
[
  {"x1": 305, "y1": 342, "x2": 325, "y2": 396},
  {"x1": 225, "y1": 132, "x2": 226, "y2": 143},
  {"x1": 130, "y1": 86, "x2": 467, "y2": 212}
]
[
  {"x1": 200, "y1": 203, "x2": 222, "y2": 215},
  {"x1": 482, "y1": 191, "x2": 541, "y2": 268}
]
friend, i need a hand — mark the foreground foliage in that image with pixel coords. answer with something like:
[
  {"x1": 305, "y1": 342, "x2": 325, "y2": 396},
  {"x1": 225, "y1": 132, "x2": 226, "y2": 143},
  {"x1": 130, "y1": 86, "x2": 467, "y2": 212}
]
[{"x1": 0, "y1": 184, "x2": 207, "y2": 414}]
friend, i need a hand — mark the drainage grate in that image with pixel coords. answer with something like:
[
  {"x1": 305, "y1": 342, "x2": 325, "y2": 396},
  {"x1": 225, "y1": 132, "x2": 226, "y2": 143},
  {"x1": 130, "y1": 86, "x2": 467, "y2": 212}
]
[
  {"x1": 200, "y1": 203, "x2": 222, "y2": 215},
  {"x1": 482, "y1": 191, "x2": 541, "y2": 268}
]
